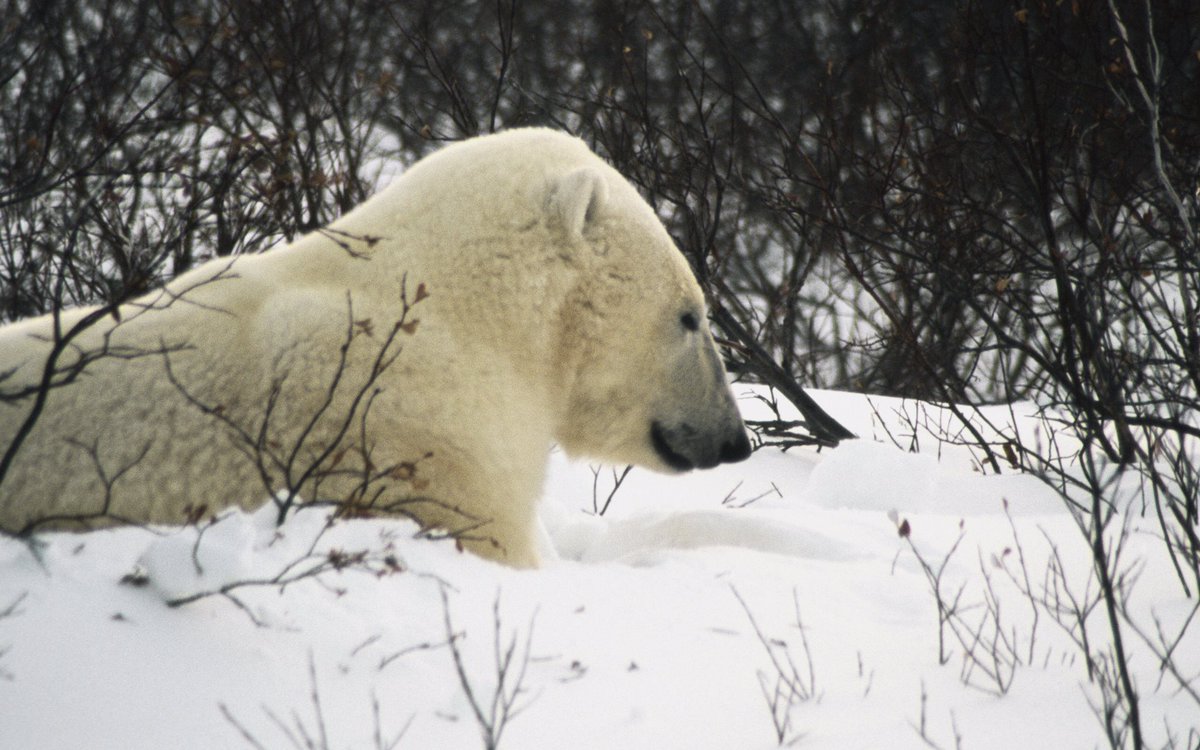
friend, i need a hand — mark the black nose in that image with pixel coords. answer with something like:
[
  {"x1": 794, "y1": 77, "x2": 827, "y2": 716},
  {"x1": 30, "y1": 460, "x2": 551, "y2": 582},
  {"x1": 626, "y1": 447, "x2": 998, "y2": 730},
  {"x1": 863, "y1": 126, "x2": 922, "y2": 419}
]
[{"x1": 720, "y1": 431, "x2": 752, "y2": 463}]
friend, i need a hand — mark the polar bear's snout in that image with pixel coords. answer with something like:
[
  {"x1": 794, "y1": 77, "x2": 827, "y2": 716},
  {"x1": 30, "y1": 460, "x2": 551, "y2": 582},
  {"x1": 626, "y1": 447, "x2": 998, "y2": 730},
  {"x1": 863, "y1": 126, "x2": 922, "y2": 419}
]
[{"x1": 650, "y1": 419, "x2": 752, "y2": 472}]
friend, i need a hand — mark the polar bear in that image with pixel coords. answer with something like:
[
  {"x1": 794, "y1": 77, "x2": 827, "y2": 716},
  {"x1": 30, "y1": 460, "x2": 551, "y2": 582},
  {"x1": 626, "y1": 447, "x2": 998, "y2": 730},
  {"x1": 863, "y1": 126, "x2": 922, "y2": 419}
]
[{"x1": 0, "y1": 128, "x2": 751, "y2": 567}]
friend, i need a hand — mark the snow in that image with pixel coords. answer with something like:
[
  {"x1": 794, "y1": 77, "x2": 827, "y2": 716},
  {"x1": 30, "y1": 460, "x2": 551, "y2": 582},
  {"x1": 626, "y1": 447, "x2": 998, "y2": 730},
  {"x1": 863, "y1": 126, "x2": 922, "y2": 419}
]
[{"x1": 1, "y1": 386, "x2": 1196, "y2": 749}]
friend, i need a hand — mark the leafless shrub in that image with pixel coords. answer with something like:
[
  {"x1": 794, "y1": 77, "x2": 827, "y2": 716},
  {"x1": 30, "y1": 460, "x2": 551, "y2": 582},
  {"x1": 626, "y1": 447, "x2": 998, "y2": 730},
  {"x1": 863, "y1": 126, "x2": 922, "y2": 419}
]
[
  {"x1": 720, "y1": 480, "x2": 781, "y2": 509},
  {"x1": 440, "y1": 586, "x2": 539, "y2": 750},
  {"x1": 893, "y1": 515, "x2": 1022, "y2": 697},
  {"x1": 160, "y1": 273, "x2": 438, "y2": 517},
  {"x1": 0, "y1": 590, "x2": 26, "y2": 681},
  {"x1": 856, "y1": 650, "x2": 875, "y2": 698},
  {"x1": 910, "y1": 679, "x2": 964, "y2": 750},
  {"x1": 732, "y1": 585, "x2": 819, "y2": 747},
  {"x1": 590, "y1": 464, "x2": 632, "y2": 516},
  {"x1": 744, "y1": 388, "x2": 840, "y2": 453},
  {"x1": 161, "y1": 512, "x2": 405, "y2": 616},
  {"x1": 376, "y1": 632, "x2": 457, "y2": 674},
  {"x1": 221, "y1": 651, "x2": 413, "y2": 750}
]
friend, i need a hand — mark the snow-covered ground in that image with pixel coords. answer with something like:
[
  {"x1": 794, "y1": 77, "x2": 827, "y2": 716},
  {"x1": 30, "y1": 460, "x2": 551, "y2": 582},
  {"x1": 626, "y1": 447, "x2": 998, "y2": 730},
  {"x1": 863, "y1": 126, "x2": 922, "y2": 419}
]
[{"x1": 1, "y1": 387, "x2": 1196, "y2": 749}]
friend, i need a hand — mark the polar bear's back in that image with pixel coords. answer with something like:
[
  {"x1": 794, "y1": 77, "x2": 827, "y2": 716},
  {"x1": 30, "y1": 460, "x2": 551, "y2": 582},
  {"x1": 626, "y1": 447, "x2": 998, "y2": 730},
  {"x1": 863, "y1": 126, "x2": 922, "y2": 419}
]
[{"x1": 0, "y1": 258, "x2": 273, "y2": 529}]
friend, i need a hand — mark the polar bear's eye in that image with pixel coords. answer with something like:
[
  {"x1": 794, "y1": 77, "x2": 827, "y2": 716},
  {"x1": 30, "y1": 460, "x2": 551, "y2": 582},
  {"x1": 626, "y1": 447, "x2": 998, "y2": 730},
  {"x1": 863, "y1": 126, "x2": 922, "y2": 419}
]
[{"x1": 680, "y1": 312, "x2": 700, "y2": 332}]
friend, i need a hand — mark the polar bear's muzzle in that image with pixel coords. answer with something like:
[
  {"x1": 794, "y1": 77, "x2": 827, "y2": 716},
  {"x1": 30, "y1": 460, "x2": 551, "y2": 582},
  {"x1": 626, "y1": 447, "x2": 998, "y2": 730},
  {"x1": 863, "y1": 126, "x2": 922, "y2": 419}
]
[{"x1": 650, "y1": 421, "x2": 752, "y2": 472}]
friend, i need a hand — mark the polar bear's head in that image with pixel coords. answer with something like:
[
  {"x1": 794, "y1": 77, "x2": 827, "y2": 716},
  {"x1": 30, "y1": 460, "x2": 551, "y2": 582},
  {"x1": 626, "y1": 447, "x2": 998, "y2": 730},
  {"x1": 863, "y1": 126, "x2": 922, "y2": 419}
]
[{"x1": 547, "y1": 160, "x2": 752, "y2": 474}]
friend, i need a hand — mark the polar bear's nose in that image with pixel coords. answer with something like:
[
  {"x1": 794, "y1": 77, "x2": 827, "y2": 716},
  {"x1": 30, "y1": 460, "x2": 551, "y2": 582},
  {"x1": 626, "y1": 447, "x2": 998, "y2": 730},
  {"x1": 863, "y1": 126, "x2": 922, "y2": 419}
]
[
  {"x1": 698, "y1": 429, "x2": 751, "y2": 469},
  {"x1": 720, "y1": 431, "x2": 752, "y2": 464},
  {"x1": 651, "y1": 421, "x2": 752, "y2": 472}
]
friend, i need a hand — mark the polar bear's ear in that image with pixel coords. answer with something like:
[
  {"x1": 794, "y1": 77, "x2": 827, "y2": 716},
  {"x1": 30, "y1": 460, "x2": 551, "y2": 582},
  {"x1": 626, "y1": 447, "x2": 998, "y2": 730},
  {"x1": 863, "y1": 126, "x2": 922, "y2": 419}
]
[{"x1": 548, "y1": 167, "x2": 608, "y2": 238}]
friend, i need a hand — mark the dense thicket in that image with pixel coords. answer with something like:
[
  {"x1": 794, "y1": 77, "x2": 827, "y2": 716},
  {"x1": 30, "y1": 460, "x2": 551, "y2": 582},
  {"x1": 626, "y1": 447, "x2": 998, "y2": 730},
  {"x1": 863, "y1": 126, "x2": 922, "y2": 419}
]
[{"x1": 4, "y1": 0, "x2": 1196, "y2": 394}]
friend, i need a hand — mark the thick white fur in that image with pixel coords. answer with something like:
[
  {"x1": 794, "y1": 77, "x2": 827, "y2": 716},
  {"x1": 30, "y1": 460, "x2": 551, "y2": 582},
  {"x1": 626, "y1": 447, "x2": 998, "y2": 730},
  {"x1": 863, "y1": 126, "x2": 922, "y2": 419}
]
[{"x1": 0, "y1": 129, "x2": 749, "y2": 567}]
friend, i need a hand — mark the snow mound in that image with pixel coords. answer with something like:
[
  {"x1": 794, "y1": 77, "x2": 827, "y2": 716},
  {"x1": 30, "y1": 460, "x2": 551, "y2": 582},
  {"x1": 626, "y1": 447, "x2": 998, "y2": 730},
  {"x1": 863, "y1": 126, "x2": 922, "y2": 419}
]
[
  {"x1": 1, "y1": 387, "x2": 1195, "y2": 750},
  {"x1": 549, "y1": 507, "x2": 864, "y2": 564}
]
